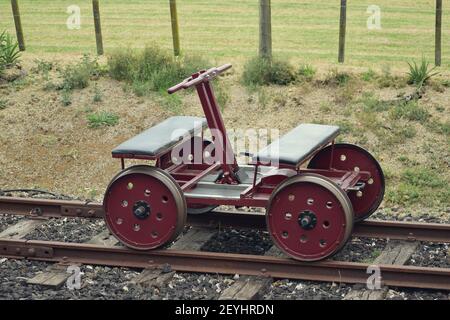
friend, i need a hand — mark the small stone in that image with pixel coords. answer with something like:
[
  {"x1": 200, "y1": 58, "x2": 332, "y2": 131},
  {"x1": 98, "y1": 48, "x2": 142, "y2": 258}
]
[
  {"x1": 295, "y1": 284, "x2": 304, "y2": 290},
  {"x1": 122, "y1": 286, "x2": 129, "y2": 292},
  {"x1": 161, "y1": 263, "x2": 172, "y2": 273},
  {"x1": 233, "y1": 274, "x2": 240, "y2": 280},
  {"x1": 0, "y1": 258, "x2": 7, "y2": 264}
]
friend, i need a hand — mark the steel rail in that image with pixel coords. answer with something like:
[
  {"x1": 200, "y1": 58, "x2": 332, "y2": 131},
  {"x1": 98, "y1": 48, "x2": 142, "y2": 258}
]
[
  {"x1": 1, "y1": 196, "x2": 449, "y2": 243},
  {"x1": 0, "y1": 238, "x2": 449, "y2": 291}
]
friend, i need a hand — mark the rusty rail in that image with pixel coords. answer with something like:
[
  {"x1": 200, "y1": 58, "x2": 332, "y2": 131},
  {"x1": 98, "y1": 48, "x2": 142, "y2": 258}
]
[
  {"x1": 1, "y1": 196, "x2": 449, "y2": 243},
  {"x1": 1, "y1": 238, "x2": 449, "y2": 290}
]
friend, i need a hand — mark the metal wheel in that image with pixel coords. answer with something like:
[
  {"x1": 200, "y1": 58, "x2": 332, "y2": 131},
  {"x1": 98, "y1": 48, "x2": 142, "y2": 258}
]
[
  {"x1": 308, "y1": 143, "x2": 385, "y2": 222},
  {"x1": 266, "y1": 173, "x2": 354, "y2": 261},
  {"x1": 103, "y1": 165, "x2": 187, "y2": 250}
]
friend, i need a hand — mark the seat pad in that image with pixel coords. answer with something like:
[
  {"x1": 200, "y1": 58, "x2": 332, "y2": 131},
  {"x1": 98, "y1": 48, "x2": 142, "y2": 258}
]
[
  {"x1": 112, "y1": 116, "x2": 207, "y2": 157},
  {"x1": 254, "y1": 123, "x2": 340, "y2": 166}
]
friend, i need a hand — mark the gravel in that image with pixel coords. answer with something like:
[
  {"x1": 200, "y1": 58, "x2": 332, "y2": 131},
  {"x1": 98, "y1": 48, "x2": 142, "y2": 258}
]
[
  {"x1": 23, "y1": 218, "x2": 106, "y2": 243},
  {"x1": 0, "y1": 195, "x2": 449, "y2": 300},
  {"x1": 201, "y1": 228, "x2": 272, "y2": 255},
  {"x1": 0, "y1": 214, "x2": 24, "y2": 233},
  {"x1": 332, "y1": 237, "x2": 387, "y2": 263},
  {"x1": 407, "y1": 242, "x2": 450, "y2": 268}
]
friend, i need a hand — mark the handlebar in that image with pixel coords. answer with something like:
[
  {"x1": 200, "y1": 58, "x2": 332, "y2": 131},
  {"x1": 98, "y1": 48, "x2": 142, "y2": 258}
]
[{"x1": 168, "y1": 64, "x2": 232, "y2": 94}]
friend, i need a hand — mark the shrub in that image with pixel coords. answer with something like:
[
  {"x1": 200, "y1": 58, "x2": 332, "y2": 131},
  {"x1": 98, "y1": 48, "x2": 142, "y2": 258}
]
[
  {"x1": 87, "y1": 111, "x2": 119, "y2": 128},
  {"x1": 407, "y1": 57, "x2": 439, "y2": 88},
  {"x1": 60, "y1": 55, "x2": 100, "y2": 90},
  {"x1": 108, "y1": 45, "x2": 211, "y2": 95},
  {"x1": 242, "y1": 56, "x2": 296, "y2": 86},
  {"x1": 323, "y1": 68, "x2": 351, "y2": 86}
]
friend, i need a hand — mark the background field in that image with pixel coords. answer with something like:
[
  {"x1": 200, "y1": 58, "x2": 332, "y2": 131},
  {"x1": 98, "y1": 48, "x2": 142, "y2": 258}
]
[{"x1": 1, "y1": 0, "x2": 450, "y2": 68}]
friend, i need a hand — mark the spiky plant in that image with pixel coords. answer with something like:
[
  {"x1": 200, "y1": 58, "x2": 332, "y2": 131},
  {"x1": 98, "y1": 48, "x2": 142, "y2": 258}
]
[
  {"x1": 0, "y1": 30, "x2": 21, "y2": 66},
  {"x1": 407, "y1": 57, "x2": 439, "y2": 88}
]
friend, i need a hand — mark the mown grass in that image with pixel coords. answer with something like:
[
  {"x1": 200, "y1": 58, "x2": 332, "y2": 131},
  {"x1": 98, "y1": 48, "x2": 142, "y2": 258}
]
[{"x1": 0, "y1": 1, "x2": 449, "y2": 67}]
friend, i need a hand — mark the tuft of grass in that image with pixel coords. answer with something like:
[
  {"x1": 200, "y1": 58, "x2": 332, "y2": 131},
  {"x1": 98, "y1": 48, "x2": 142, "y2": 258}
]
[
  {"x1": 242, "y1": 56, "x2": 296, "y2": 86},
  {"x1": 389, "y1": 101, "x2": 430, "y2": 122},
  {"x1": 297, "y1": 63, "x2": 316, "y2": 82},
  {"x1": 0, "y1": 30, "x2": 21, "y2": 66},
  {"x1": 407, "y1": 57, "x2": 439, "y2": 88},
  {"x1": 360, "y1": 92, "x2": 390, "y2": 112},
  {"x1": 402, "y1": 167, "x2": 446, "y2": 189},
  {"x1": 60, "y1": 89, "x2": 72, "y2": 106},
  {"x1": 361, "y1": 68, "x2": 376, "y2": 82},
  {"x1": 93, "y1": 83, "x2": 102, "y2": 102},
  {"x1": 324, "y1": 68, "x2": 351, "y2": 86},
  {"x1": 87, "y1": 111, "x2": 119, "y2": 128}
]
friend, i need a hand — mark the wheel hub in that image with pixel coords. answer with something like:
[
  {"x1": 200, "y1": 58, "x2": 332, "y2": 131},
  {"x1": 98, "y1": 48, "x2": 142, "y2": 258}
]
[
  {"x1": 298, "y1": 210, "x2": 317, "y2": 230},
  {"x1": 133, "y1": 201, "x2": 151, "y2": 220}
]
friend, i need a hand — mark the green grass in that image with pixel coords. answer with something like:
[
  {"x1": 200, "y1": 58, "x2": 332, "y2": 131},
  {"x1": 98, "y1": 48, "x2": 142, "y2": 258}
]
[
  {"x1": 0, "y1": 1, "x2": 449, "y2": 68},
  {"x1": 108, "y1": 45, "x2": 210, "y2": 96},
  {"x1": 87, "y1": 111, "x2": 119, "y2": 128}
]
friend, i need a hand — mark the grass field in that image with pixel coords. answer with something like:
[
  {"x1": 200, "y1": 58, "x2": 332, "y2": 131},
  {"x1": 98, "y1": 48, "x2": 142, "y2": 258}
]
[{"x1": 1, "y1": 0, "x2": 449, "y2": 69}]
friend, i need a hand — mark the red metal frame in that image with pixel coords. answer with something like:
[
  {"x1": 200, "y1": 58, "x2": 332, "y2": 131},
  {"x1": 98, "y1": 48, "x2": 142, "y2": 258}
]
[{"x1": 113, "y1": 65, "x2": 370, "y2": 210}]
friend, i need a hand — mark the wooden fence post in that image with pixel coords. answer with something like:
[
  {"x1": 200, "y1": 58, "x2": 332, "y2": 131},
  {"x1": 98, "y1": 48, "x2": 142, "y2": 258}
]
[
  {"x1": 435, "y1": 0, "x2": 442, "y2": 66},
  {"x1": 169, "y1": 0, "x2": 181, "y2": 57},
  {"x1": 259, "y1": 0, "x2": 272, "y2": 59},
  {"x1": 10, "y1": 0, "x2": 25, "y2": 51},
  {"x1": 338, "y1": 0, "x2": 347, "y2": 63},
  {"x1": 92, "y1": 0, "x2": 104, "y2": 55}
]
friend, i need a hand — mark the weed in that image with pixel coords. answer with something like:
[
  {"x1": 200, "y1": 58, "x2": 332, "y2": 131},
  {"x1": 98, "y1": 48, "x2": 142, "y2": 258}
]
[
  {"x1": 324, "y1": 68, "x2": 350, "y2": 87},
  {"x1": 87, "y1": 111, "x2": 119, "y2": 128},
  {"x1": 33, "y1": 59, "x2": 54, "y2": 75},
  {"x1": 407, "y1": 57, "x2": 439, "y2": 88},
  {"x1": 257, "y1": 88, "x2": 270, "y2": 108},
  {"x1": 61, "y1": 89, "x2": 72, "y2": 106},
  {"x1": 360, "y1": 92, "x2": 390, "y2": 112},
  {"x1": 297, "y1": 64, "x2": 316, "y2": 82},
  {"x1": 93, "y1": 84, "x2": 102, "y2": 102},
  {"x1": 60, "y1": 55, "x2": 100, "y2": 90},
  {"x1": 390, "y1": 101, "x2": 430, "y2": 122},
  {"x1": 242, "y1": 57, "x2": 296, "y2": 86},
  {"x1": 361, "y1": 68, "x2": 376, "y2": 82}
]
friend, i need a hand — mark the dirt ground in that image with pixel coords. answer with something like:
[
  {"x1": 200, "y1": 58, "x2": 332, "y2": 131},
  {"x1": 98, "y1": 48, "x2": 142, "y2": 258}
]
[{"x1": 0, "y1": 53, "x2": 448, "y2": 219}]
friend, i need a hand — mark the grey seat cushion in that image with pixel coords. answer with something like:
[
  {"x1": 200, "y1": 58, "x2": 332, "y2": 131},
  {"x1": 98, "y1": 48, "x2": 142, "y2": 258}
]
[
  {"x1": 112, "y1": 116, "x2": 207, "y2": 157},
  {"x1": 254, "y1": 123, "x2": 340, "y2": 166}
]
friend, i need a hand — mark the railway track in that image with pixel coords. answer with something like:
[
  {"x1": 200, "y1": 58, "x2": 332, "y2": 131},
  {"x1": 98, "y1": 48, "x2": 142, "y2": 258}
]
[{"x1": 0, "y1": 196, "x2": 450, "y2": 292}]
